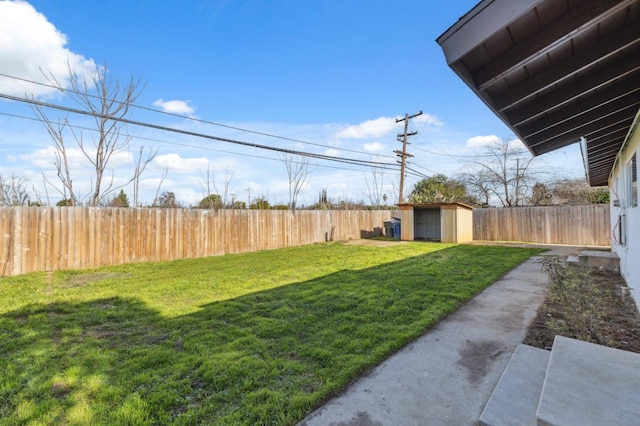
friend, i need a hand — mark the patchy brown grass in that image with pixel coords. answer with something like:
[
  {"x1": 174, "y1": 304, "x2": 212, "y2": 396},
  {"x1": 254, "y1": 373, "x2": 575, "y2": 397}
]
[{"x1": 524, "y1": 258, "x2": 640, "y2": 353}]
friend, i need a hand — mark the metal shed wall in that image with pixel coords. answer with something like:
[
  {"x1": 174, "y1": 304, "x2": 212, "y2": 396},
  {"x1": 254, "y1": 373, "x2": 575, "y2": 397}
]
[{"x1": 441, "y1": 204, "x2": 474, "y2": 243}]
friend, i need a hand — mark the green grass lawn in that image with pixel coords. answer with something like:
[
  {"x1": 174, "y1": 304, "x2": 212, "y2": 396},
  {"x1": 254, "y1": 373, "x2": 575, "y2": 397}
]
[{"x1": 0, "y1": 242, "x2": 542, "y2": 425}]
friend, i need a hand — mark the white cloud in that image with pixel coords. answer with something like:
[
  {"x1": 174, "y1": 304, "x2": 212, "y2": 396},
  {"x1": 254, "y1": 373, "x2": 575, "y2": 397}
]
[
  {"x1": 324, "y1": 148, "x2": 341, "y2": 156},
  {"x1": 335, "y1": 116, "x2": 398, "y2": 139},
  {"x1": 507, "y1": 138, "x2": 527, "y2": 150},
  {"x1": 21, "y1": 145, "x2": 78, "y2": 169},
  {"x1": 327, "y1": 182, "x2": 348, "y2": 191},
  {"x1": 22, "y1": 145, "x2": 131, "y2": 170},
  {"x1": 465, "y1": 135, "x2": 528, "y2": 152},
  {"x1": 152, "y1": 99, "x2": 196, "y2": 116},
  {"x1": 334, "y1": 114, "x2": 442, "y2": 140},
  {"x1": 153, "y1": 153, "x2": 210, "y2": 172},
  {"x1": 0, "y1": 1, "x2": 96, "y2": 97},
  {"x1": 413, "y1": 113, "x2": 444, "y2": 126},
  {"x1": 363, "y1": 142, "x2": 385, "y2": 152},
  {"x1": 465, "y1": 135, "x2": 501, "y2": 148}
]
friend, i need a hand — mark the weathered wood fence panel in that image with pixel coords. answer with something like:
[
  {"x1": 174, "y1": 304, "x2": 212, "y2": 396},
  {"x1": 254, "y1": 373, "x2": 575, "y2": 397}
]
[
  {"x1": 1, "y1": 205, "x2": 610, "y2": 276},
  {"x1": 473, "y1": 205, "x2": 610, "y2": 246},
  {"x1": 0, "y1": 207, "x2": 391, "y2": 276}
]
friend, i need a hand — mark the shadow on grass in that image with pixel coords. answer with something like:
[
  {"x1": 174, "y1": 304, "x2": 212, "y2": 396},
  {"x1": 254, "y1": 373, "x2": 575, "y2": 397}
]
[{"x1": 0, "y1": 245, "x2": 540, "y2": 425}]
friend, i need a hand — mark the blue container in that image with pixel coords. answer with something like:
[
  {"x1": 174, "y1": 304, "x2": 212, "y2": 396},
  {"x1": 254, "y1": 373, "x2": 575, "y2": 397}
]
[{"x1": 392, "y1": 222, "x2": 401, "y2": 239}]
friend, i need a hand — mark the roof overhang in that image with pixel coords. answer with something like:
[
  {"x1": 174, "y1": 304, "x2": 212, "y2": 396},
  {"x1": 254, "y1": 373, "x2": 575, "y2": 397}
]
[{"x1": 437, "y1": 0, "x2": 640, "y2": 186}]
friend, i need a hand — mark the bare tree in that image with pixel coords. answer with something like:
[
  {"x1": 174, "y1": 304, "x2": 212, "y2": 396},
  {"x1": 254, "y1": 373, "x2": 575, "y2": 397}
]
[
  {"x1": 530, "y1": 178, "x2": 610, "y2": 205},
  {"x1": 198, "y1": 166, "x2": 234, "y2": 208},
  {"x1": 132, "y1": 145, "x2": 158, "y2": 207},
  {"x1": 33, "y1": 63, "x2": 155, "y2": 206},
  {"x1": 152, "y1": 168, "x2": 169, "y2": 207},
  {"x1": 364, "y1": 165, "x2": 385, "y2": 209},
  {"x1": 458, "y1": 168, "x2": 493, "y2": 207},
  {"x1": 0, "y1": 174, "x2": 39, "y2": 206},
  {"x1": 281, "y1": 153, "x2": 310, "y2": 211},
  {"x1": 460, "y1": 138, "x2": 535, "y2": 207},
  {"x1": 32, "y1": 114, "x2": 78, "y2": 205},
  {"x1": 528, "y1": 181, "x2": 556, "y2": 206}
]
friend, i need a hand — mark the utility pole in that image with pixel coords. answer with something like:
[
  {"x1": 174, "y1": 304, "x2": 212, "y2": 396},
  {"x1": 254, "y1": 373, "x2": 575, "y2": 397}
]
[{"x1": 395, "y1": 111, "x2": 422, "y2": 204}]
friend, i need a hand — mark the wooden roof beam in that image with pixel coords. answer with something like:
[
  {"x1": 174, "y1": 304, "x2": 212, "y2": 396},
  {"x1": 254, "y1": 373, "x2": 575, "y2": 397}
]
[
  {"x1": 517, "y1": 86, "x2": 640, "y2": 138},
  {"x1": 476, "y1": 0, "x2": 634, "y2": 90},
  {"x1": 527, "y1": 106, "x2": 639, "y2": 150},
  {"x1": 492, "y1": 24, "x2": 640, "y2": 111},
  {"x1": 506, "y1": 53, "x2": 640, "y2": 126}
]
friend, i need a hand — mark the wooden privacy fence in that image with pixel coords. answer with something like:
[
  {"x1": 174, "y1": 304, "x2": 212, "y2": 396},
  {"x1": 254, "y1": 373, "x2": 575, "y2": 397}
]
[
  {"x1": 0, "y1": 207, "x2": 391, "y2": 277},
  {"x1": 473, "y1": 205, "x2": 610, "y2": 246}
]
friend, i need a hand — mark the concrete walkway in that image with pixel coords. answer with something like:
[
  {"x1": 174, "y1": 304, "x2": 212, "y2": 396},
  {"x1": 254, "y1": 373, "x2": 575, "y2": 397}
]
[{"x1": 299, "y1": 247, "x2": 574, "y2": 426}]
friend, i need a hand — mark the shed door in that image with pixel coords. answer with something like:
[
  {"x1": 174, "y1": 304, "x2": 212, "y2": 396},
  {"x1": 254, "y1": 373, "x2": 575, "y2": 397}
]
[{"x1": 414, "y1": 208, "x2": 440, "y2": 241}]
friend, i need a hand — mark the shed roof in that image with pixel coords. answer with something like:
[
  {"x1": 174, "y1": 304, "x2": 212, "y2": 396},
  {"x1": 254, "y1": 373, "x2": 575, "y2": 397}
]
[
  {"x1": 437, "y1": 0, "x2": 640, "y2": 186},
  {"x1": 397, "y1": 202, "x2": 474, "y2": 211}
]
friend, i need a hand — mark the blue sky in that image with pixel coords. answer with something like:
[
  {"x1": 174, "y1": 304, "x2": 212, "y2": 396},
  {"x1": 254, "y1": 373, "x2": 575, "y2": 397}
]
[{"x1": 0, "y1": 0, "x2": 585, "y2": 206}]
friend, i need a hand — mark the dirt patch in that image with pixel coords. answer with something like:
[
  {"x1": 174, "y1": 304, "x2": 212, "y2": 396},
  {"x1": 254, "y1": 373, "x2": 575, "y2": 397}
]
[
  {"x1": 50, "y1": 381, "x2": 71, "y2": 398},
  {"x1": 524, "y1": 259, "x2": 640, "y2": 353},
  {"x1": 343, "y1": 239, "x2": 409, "y2": 248},
  {"x1": 63, "y1": 272, "x2": 132, "y2": 288}
]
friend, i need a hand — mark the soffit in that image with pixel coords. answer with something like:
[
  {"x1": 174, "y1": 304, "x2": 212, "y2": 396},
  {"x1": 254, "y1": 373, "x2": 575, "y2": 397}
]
[{"x1": 437, "y1": 0, "x2": 640, "y2": 186}]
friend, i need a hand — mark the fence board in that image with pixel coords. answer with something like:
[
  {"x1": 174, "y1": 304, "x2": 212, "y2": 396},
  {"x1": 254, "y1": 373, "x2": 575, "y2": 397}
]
[
  {"x1": 0, "y1": 205, "x2": 611, "y2": 277},
  {"x1": 473, "y1": 205, "x2": 610, "y2": 246},
  {"x1": 0, "y1": 207, "x2": 391, "y2": 276}
]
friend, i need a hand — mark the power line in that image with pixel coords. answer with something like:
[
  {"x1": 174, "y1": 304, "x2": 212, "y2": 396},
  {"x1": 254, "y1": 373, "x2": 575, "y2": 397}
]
[
  {"x1": 0, "y1": 73, "x2": 475, "y2": 181},
  {"x1": 412, "y1": 144, "x2": 498, "y2": 159},
  {"x1": 0, "y1": 72, "x2": 397, "y2": 160},
  {"x1": 0, "y1": 92, "x2": 400, "y2": 171},
  {"x1": 405, "y1": 163, "x2": 438, "y2": 177},
  {"x1": 0, "y1": 109, "x2": 429, "y2": 179}
]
